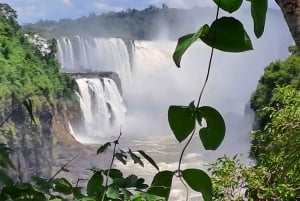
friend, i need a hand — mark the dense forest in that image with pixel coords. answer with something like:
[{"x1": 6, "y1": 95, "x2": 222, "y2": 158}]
[{"x1": 22, "y1": 5, "x2": 216, "y2": 40}]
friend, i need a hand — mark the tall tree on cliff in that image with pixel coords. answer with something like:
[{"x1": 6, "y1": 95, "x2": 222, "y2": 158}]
[{"x1": 276, "y1": 0, "x2": 300, "y2": 50}]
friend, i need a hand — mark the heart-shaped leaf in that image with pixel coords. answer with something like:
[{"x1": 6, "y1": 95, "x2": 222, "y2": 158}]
[
  {"x1": 251, "y1": 0, "x2": 267, "y2": 38},
  {"x1": 173, "y1": 25, "x2": 209, "y2": 67},
  {"x1": 182, "y1": 169, "x2": 212, "y2": 201},
  {"x1": 200, "y1": 17, "x2": 253, "y2": 52},
  {"x1": 213, "y1": 0, "x2": 243, "y2": 13},
  {"x1": 197, "y1": 106, "x2": 225, "y2": 150},
  {"x1": 168, "y1": 105, "x2": 196, "y2": 142}
]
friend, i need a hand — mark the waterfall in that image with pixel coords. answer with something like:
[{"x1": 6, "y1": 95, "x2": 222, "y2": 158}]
[
  {"x1": 56, "y1": 37, "x2": 133, "y2": 88},
  {"x1": 74, "y1": 77, "x2": 126, "y2": 143}
]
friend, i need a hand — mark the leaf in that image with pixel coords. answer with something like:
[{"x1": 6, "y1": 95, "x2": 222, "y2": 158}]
[
  {"x1": 120, "y1": 188, "x2": 132, "y2": 200},
  {"x1": 138, "y1": 150, "x2": 159, "y2": 171},
  {"x1": 0, "y1": 170, "x2": 13, "y2": 186},
  {"x1": 22, "y1": 99, "x2": 36, "y2": 124},
  {"x1": 173, "y1": 25, "x2": 209, "y2": 67},
  {"x1": 213, "y1": 0, "x2": 243, "y2": 13},
  {"x1": 103, "y1": 169, "x2": 123, "y2": 179},
  {"x1": 97, "y1": 142, "x2": 111, "y2": 154},
  {"x1": 200, "y1": 17, "x2": 253, "y2": 52},
  {"x1": 251, "y1": 0, "x2": 268, "y2": 38},
  {"x1": 197, "y1": 106, "x2": 226, "y2": 150},
  {"x1": 87, "y1": 172, "x2": 104, "y2": 197},
  {"x1": 182, "y1": 169, "x2": 212, "y2": 201},
  {"x1": 124, "y1": 175, "x2": 138, "y2": 188},
  {"x1": 53, "y1": 178, "x2": 73, "y2": 195},
  {"x1": 136, "y1": 178, "x2": 148, "y2": 189},
  {"x1": 128, "y1": 149, "x2": 144, "y2": 167},
  {"x1": 168, "y1": 105, "x2": 196, "y2": 142},
  {"x1": 106, "y1": 186, "x2": 120, "y2": 199},
  {"x1": 115, "y1": 152, "x2": 127, "y2": 165},
  {"x1": 147, "y1": 171, "x2": 174, "y2": 200}
]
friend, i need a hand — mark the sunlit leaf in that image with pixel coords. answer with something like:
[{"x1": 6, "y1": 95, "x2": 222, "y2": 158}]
[
  {"x1": 213, "y1": 0, "x2": 243, "y2": 13},
  {"x1": 182, "y1": 169, "x2": 212, "y2": 201},
  {"x1": 106, "y1": 186, "x2": 120, "y2": 199},
  {"x1": 173, "y1": 25, "x2": 209, "y2": 67},
  {"x1": 200, "y1": 17, "x2": 253, "y2": 52},
  {"x1": 251, "y1": 0, "x2": 267, "y2": 38},
  {"x1": 120, "y1": 188, "x2": 132, "y2": 200},
  {"x1": 138, "y1": 150, "x2": 159, "y2": 171},
  {"x1": 197, "y1": 106, "x2": 225, "y2": 150},
  {"x1": 168, "y1": 105, "x2": 196, "y2": 142},
  {"x1": 147, "y1": 171, "x2": 174, "y2": 200}
]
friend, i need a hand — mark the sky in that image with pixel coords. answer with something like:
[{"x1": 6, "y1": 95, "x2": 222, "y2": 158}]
[{"x1": 2, "y1": 0, "x2": 279, "y2": 24}]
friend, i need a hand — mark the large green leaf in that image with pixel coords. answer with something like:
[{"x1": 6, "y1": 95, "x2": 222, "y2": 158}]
[
  {"x1": 213, "y1": 0, "x2": 243, "y2": 13},
  {"x1": 173, "y1": 25, "x2": 209, "y2": 67},
  {"x1": 87, "y1": 172, "x2": 104, "y2": 197},
  {"x1": 197, "y1": 106, "x2": 226, "y2": 150},
  {"x1": 182, "y1": 169, "x2": 212, "y2": 201},
  {"x1": 147, "y1": 171, "x2": 174, "y2": 200},
  {"x1": 168, "y1": 105, "x2": 196, "y2": 142},
  {"x1": 251, "y1": 0, "x2": 267, "y2": 38},
  {"x1": 200, "y1": 17, "x2": 253, "y2": 52}
]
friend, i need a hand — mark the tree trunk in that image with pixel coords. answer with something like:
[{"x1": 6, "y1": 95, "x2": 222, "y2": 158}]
[{"x1": 275, "y1": 0, "x2": 300, "y2": 50}]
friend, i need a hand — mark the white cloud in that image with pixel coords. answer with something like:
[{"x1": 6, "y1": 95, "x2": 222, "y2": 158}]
[
  {"x1": 61, "y1": 0, "x2": 72, "y2": 5},
  {"x1": 94, "y1": 2, "x2": 123, "y2": 12}
]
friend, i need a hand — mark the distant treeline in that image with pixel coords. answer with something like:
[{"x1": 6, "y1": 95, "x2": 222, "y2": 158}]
[{"x1": 22, "y1": 5, "x2": 217, "y2": 40}]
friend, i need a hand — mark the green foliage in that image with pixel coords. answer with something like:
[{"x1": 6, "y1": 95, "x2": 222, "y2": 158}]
[
  {"x1": 213, "y1": 0, "x2": 243, "y2": 13},
  {"x1": 250, "y1": 48, "x2": 300, "y2": 130},
  {"x1": 212, "y1": 86, "x2": 300, "y2": 200},
  {"x1": 168, "y1": 104, "x2": 196, "y2": 142},
  {"x1": 210, "y1": 156, "x2": 246, "y2": 200},
  {"x1": 200, "y1": 17, "x2": 253, "y2": 52},
  {"x1": 250, "y1": 0, "x2": 268, "y2": 38},
  {"x1": 182, "y1": 169, "x2": 212, "y2": 201},
  {"x1": 197, "y1": 106, "x2": 225, "y2": 150}
]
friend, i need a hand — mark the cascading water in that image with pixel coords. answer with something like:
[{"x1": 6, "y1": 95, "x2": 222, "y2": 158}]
[
  {"x1": 74, "y1": 77, "x2": 126, "y2": 143},
  {"x1": 56, "y1": 37, "x2": 133, "y2": 88}
]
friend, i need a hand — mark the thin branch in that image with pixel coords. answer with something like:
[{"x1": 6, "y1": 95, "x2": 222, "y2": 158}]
[
  {"x1": 49, "y1": 154, "x2": 78, "y2": 182},
  {"x1": 102, "y1": 128, "x2": 122, "y2": 201}
]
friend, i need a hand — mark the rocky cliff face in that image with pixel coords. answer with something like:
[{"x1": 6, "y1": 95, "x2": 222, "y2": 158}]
[{"x1": 3, "y1": 90, "x2": 111, "y2": 183}]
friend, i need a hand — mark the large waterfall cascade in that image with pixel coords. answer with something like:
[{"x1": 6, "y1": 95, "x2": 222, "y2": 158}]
[{"x1": 56, "y1": 10, "x2": 293, "y2": 200}]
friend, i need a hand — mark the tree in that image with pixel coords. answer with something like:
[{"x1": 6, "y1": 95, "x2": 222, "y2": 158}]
[{"x1": 275, "y1": 0, "x2": 300, "y2": 50}]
